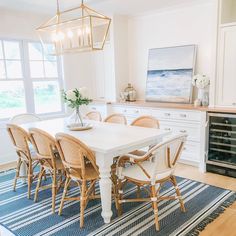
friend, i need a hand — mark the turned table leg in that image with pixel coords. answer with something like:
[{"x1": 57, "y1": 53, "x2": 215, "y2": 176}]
[{"x1": 96, "y1": 153, "x2": 113, "y2": 224}]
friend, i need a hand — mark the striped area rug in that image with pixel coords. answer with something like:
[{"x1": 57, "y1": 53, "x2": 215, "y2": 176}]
[{"x1": 0, "y1": 170, "x2": 235, "y2": 236}]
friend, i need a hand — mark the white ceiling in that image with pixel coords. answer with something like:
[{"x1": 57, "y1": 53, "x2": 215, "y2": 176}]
[{"x1": 0, "y1": 0, "x2": 200, "y2": 16}]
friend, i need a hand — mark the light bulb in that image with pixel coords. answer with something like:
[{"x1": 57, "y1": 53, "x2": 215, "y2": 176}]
[{"x1": 67, "y1": 30, "x2": 73, "y2": 38}]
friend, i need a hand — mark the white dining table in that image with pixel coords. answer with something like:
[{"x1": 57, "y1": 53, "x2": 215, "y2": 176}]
[{"x1": 20, "y1": 118, "x2": 169, "y2": 224}]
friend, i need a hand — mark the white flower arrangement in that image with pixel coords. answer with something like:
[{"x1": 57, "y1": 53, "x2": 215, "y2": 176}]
[
  {"x1": 192, "y1": 74, "x2": 210, "y2": 89},
  {"x1": 62, "y1": 87, "x2": 91, "y2": 108}
]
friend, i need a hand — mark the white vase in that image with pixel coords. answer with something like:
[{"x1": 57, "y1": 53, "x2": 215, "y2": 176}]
[{"x1": 197, "y1": 88, "x2": 209, "y2": 106}]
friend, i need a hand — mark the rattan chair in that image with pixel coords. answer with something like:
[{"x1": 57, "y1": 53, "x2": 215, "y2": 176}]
[
  {"x1": 131, "y1": 116, "x2": 159, "y2": 129},
  {"x1": 116, "y1": 134, "x2": 187, "y2": 231},
  {"x1": 10, "y1": 113, "x2": 41, "y2": 124},
  {"x1": 7, "y1": 124, "x2": 39, "y2": 199},
  {"x1": 55, "y1": 133, "x2": 100, "y2": 228},
  {"x1": 104, "y1": 113, "x2": 127, "y2": 125},
  {"x1": 29, "y1": 128, "x2": 64, "y2": 213},
  {"x1": 85, "y1": 111, "x2": 102, "y2": 122}
]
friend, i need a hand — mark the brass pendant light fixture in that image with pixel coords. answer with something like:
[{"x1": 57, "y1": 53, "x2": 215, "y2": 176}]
[{"x1": 36, "y1": 0, "x2": 111, "y2": 55}]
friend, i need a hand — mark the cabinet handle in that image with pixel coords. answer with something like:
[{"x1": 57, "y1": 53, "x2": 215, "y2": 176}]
[
  {"x1": 123, "y1": 109, "x2": 127, "y2": 113},
  {"x1": 180, "y1": 114, "x2": 187, "y2": 118},
  {"x1": 232, "y1": 103, "x2": 236, "y2": 106},
  {"x1": 91, "y1": 107, "x2": 96, "y2": 110},
  {"x1": 164, "y1": 128, "x2": 171, "y2": 131},
  {"x1": 135, "y1": 110, "x2": 139, "y2": 114},
  {"x1": 164, "y1": 113, "x2": 171, "y2": 117},
  {"x1": 180, "y1": 130, "x2": 187, "y2": 133}
]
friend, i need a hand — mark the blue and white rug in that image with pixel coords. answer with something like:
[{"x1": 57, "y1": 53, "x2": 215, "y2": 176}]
[{"x1": 0, "y1": 169, "x2": 235, "y2": 236}]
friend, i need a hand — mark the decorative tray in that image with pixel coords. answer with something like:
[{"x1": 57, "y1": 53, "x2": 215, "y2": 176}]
[{"x1": 67, "y1": 123, "x2": 93, "y2": 131}]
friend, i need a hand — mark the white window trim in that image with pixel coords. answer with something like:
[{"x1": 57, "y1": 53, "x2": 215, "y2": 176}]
[{"x1": 0, "y1": 38, "x2": 65, "y2": 122}]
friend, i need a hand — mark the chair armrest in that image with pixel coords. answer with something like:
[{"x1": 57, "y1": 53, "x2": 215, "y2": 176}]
[
  {"x1": 116, "y1": 153, "x2": 152, "y2": 179},
  {"x1": 117, "y1": 152, "x2": 151, "y2": 167}
]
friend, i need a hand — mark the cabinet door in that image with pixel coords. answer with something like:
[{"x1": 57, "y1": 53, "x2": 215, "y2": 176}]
[
  {"x1": 93, "y1": 51, "x2": 106, "y2": 100},
  {"x1": 217, "y1": 26, "x2": 236, "y2": 106}
]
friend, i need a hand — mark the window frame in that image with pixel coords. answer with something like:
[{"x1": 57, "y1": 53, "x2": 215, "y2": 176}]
[{"x1": 0, "y1": 38, "x2": 65, "y2": 121}]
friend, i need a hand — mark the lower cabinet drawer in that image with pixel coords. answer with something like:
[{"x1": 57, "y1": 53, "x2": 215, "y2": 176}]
[
  {"x1": 179, "y1": 141, "x2": 200, "y2": 163},
  {"x1": 111, "y1": 106, "x2": 152, "y2": 118},
  {"x1": 152, "y1": 108, "x2": 201, "y2": 122},
  {"x1": 160, "y1": 121, "x2": 201, "y2": 142}
]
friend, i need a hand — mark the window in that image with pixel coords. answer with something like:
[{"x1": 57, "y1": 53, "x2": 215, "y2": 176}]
[
  {"x1": 0, "y1": 40, "x2": 26, "y2": 119},
  {"x1": 27, "y1": 42, "x2": 62, "y2": 114},
  {"x1": 0, "y1": 39, "x2": 64, "y2": 119}
]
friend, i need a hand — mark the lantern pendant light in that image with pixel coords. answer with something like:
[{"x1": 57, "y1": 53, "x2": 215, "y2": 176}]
[{"x1": 36, "y1": 0, "x2": 111, "y2": 55}]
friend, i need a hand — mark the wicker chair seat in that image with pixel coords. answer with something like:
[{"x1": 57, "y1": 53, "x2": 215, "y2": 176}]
[
  {"x1": 120, "y1": 160, "x2": 173, "y2": 183},
  {"x1": 69, "y1": 163, "x2": 99, "y2": 181}
]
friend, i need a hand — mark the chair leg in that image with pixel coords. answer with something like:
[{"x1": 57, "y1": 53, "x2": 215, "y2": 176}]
[
  {"x1": 27, "y1": 163, "x2": 33, "y2": 199},
  {"x1": 171, "y1": 176, "x2": 186, "y2": 212},
  {"x1": 117, "y1": 179, "x2": 123, "y2": 216},
  {"x1": 58, "y1": 176, "x2": 70, "y2": 216},
  {"x1": 34, "y1": 167, "x2": 44, "y2": 202},
  {"x1": 151, "y1": 185, "x2": 160, "y2": 231},
  {"x1": 80, "y1": 180, "x2": 86, "y2": 228},
  {"x1": 137, "y1": 185, "x2": 141, "y2": 198},
  {"x1": 13, "y1": 159, "x2": 21, "y2": 191},
  {"x1": 52, "y1": 171, "x2": 57, "y2": 214}
]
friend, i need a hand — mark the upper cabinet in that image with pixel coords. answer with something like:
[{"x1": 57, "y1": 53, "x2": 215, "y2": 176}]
[
  {"x1": 220, "y1": 0, "x2": 236, "y2": 25},
  {"x1": 215, "y1": 0, "x2": 236, "y2": 107},
  {"x1": 217, "y1": 26, "x2": 236, "y2": 106},
  {"x1": 91, "y1": 43, "x2": 116, "y2": 102}
]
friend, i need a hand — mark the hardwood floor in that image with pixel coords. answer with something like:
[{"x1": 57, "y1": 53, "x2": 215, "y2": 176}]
[
  {"x1": 175, "y1": 163, "x2": 236, "y2": 236},
  {"x1": 0, "y1": 162, "x2": 235, "y2": 235}
]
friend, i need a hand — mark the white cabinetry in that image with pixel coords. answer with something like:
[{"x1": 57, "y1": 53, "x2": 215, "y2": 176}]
[
  {"x1": 92, "y1": 44, "x2": 116, "y2": 102},
  {"x1": 110, "y1": 105, "x2": 206, "y2": 168},
  {"x1": 217, "y1": 25, "x2": 236, "y2": 107}
]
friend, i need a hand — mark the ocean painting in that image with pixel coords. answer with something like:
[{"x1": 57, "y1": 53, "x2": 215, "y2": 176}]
[{"x1": 146, "y1": 45, "x2": 196, "y2": 103}]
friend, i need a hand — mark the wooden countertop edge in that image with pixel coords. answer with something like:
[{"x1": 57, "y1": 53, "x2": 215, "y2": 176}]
[{"x1": 91, "y1": 100, "x2": 236, "y2": 113}]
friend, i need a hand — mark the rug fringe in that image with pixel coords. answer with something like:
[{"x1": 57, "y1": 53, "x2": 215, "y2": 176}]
[{"x1": 186, "y1": 193, "x2": 236, "y2": 236}]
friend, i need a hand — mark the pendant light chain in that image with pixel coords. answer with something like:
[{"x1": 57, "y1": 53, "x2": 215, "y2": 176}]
[{"x1": 56, "y1": 0, "x2": 60, "y2": 14}]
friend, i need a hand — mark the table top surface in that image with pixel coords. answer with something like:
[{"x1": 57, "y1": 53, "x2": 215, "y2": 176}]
[{"x1": 20, "y1": 118, "x2": 168, "y2": 154}]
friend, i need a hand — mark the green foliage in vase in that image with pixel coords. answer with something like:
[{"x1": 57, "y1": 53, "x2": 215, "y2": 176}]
[{"x1": 62, "y1": 88, "x2": 92, "y2": 109}]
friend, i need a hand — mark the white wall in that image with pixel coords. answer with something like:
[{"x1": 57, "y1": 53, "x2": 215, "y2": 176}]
[
  {"x1": 112, "y1": 15, "x2": 130, "y2": 99},
  {"x1": 127, "y1": 0, "x2": 218, "y2": 100},
  {"x1": 0, "y1": 8, "x2": 48, "y2": 40}
]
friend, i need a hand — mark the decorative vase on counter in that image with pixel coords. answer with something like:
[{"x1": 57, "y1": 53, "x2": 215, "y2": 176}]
[
  {"x1": 197, "y1": 88, "x2": 209, "y2": 106},
  {"x1": 192, "y1": 74, "x2": 210, "y2": 107},
  {"x1": 124, "y1": 83, "x2": 136, "y2": 102},
  {"x1": 201, "y1": 89, "x2": 209, "y2": 107}
]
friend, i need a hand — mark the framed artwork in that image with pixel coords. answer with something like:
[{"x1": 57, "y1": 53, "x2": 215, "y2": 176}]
[{"x1": 145, "y1": 45, "x2": 197, "y2": 103}]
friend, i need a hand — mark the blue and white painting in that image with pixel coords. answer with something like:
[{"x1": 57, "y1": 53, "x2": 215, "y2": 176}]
[{"x1": 146, "y1": 45, "x2": 196, "y2": 103}]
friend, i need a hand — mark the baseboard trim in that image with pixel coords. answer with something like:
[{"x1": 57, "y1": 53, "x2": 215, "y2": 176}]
[{"x1": 0, "y1": 161, "x2": 16, "y2": 172}]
